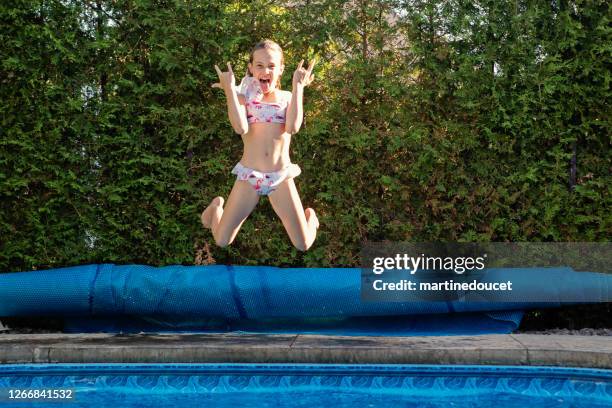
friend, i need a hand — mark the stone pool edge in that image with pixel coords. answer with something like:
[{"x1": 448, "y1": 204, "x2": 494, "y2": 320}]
[{"x1": 0, "y1": 334, "x2": 610, "y2": 369}]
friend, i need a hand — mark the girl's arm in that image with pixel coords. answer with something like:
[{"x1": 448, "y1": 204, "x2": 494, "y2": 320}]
[
  {"x1": 285, "y1": 59, "x2": 316, "y2": 135},
  {"x1": 224, "y1": 88, "x2": 249, "y2": 135},
  {"x1": 285, "y1": 84, "x2": 304, "y2": 135},
  {"x1": 213, "y1": 63, "x2": 249, "y2": 135}
]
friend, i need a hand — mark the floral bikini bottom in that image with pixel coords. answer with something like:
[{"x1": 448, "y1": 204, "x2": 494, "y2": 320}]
[{"x1": 231, "y1": 162, "x2": 302, "y2": 196}]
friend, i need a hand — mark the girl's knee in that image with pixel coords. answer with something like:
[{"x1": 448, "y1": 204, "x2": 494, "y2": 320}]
[
  {"x1": 214, "y1": 237, "x2": 231, "y2": 248},
  {"x1": 212, "y1": 229, "x2": 233, "y2": 248},
  {"x1": 294, "y1": 242, "x2": 309, "y2": 251},
  {"x1": 292, "y1": 235, "x2": 313, "y2": 251}
]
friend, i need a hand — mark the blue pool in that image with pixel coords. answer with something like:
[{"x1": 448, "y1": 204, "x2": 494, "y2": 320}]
[{"x1": 0, "y1": 364, "x2": 610, "y2": 407}]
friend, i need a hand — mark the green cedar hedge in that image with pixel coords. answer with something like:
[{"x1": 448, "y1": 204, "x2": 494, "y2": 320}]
[{"x1": 1, "y1": 0, "x2": 609, "y2": 271}]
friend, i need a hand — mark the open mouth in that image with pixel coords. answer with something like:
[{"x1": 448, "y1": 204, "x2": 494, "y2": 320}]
[{"x1": 258, "y1": 78, "x2": 272, "y2": 92}]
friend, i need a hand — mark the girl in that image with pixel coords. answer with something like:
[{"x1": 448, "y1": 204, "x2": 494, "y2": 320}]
[{"x1": 201, "y1": 40, "x2": 319, "y2": 251}]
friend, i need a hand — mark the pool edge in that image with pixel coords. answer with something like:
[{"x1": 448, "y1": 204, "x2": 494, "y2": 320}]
[{"x1": 0, "y1": 333, "x2": 610, "y2": 369}]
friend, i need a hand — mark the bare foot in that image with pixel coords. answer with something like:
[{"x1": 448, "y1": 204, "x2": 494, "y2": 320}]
[
  {"x1": 305, "y1": 208, "x2": 319, "y2": 230},
  {"x1": 201, "y1": 197, "x2": 224, "y2": 228}
]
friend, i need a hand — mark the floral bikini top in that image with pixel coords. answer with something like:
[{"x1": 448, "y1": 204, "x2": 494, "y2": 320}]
[{"x1": 238, "y1": 76, "x2": 291, "y2": 124}]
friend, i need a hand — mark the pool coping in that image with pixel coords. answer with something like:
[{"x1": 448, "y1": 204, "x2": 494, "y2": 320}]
[{"x1": 0, "y1": 333, "x2": 610, "y2": 369}]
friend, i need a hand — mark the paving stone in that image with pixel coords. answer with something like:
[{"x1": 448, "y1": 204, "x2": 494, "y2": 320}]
[
  {"x1": 0, "y1": 333, "x2": 609, "y2": 368},
  {"x1": 510, "y1": 334, "x2": 612, "y2": 369},
  {"x1": 290, "y1": 334, "x2": 527, "y2": 365}
]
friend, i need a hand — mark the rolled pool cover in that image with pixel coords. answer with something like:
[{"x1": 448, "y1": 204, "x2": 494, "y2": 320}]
[{"x1": 0, "y1": 264, "x2": 609, "y2": 334}]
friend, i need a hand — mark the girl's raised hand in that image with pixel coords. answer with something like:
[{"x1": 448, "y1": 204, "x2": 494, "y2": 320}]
[
  {"x1": 293, "y1": 58, "x2": 316, "y2": 88},
  {"x1": 212, "y1": 62, "x2": 237, "y2": 92}
]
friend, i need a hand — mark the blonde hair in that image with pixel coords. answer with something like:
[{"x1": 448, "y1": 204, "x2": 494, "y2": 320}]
[{"x1": 249, "y1": 40, "x2": 284, "y2": 89}]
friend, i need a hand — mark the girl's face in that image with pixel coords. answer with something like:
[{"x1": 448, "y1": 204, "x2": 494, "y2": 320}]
[{"x1": 248, "y1": 48, "x2": 284, "y2": 94}]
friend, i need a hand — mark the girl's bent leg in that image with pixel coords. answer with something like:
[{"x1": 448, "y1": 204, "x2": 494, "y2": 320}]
[
  {"x1": 201, "y1": 180, "x2": 260, "y2": 247},
  {"x1": 268, "y1": 178, "x2": 319, "y2": 251}
]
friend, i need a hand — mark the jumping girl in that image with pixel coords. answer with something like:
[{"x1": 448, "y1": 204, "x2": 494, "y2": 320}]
[{"x1": 201, "y1": 40, "x2": 319, "y2": 251}]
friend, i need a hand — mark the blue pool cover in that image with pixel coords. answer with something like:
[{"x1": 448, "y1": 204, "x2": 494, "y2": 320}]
[
  {"x1": 0, "y1": 264, "x2": 610, "y2": 335},
  {"x1": 0, "y1": 364, "x2": 610, "y2": 408}
]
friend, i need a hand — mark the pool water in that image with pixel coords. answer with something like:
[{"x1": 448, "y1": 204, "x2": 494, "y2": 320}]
[{"x1": 0, "y1": 364, "x2": 610, "y2": 407}]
